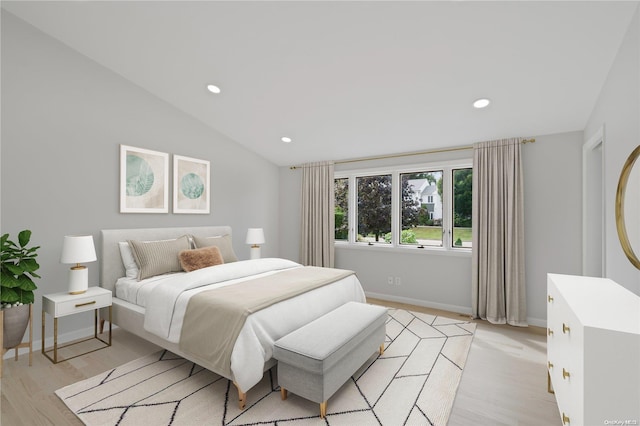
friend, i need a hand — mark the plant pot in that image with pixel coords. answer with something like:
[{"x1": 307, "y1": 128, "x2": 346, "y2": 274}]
[{"x1": 2, "y1": 304, "x2": 30, "y2": 349}]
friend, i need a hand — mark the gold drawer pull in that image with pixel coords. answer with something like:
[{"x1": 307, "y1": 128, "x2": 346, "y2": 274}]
[
  {"x1": 562, "y1": 368, "x2": 570, "y2": 379},
  {"x1": 563, "y1": 323, "x2": 570, "y2": 334},
  {"x1": 548, "y1": 295, "x2": 554, "y2": 303},
  {"x1": 562, "y1": 412, "x2": 570, "y2": 424},
  {"x1": 548, "y1": 361, "x2": 554, "y2": 369},
  {"x1": 75, "y1": 300, "x2": 96, "y2": 308},
  {"x1": 547, "y1": 328, "x2": 554, "y2": 336}
]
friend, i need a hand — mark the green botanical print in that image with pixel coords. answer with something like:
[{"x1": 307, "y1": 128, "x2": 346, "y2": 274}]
[
  {"x1": 181, "y1": 173, "x2": 204, "y2": 199},
  {"x1": 126, "y1": 155, "x2": 154, "y2": 196}
]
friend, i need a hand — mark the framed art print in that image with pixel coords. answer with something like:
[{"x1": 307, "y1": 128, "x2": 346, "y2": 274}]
[
  {"x1": 173, "y1": 154, "x2": 210, "y2": 214},
  {"x1": 120, "y1": 145, "x2": 169, "y2": 213}
]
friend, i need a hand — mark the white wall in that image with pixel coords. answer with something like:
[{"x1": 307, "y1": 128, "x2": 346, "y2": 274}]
[
  {"x1": 1, "y1": 12, "x2": 280, "y2": 343},
  {"x1": 279, "y1": 131, "x2": 584, "y2": 325},
  {"x1": 584, "y1": 6, "x2": 640, "y2": 294}
]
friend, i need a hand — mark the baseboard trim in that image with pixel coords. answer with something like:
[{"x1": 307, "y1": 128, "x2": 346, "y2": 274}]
[
  {"x1": 365, "y1": 291, "x2": 472, "y2": 316},
  {"x1": 365, "y1": 291, "x2": 546, "y2": 327}
]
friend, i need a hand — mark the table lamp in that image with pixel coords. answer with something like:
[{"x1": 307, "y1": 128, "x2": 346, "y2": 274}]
[
  {"x1": 60, "y1": 235, "x2": 97, "y2": 294},
  {"x1": 245, "y1": 228, "x2": 265, "y2": 260}
]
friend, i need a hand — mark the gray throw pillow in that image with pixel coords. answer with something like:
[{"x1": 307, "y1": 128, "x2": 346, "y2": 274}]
[{"x1": 192, "y1": 235, "x2": 238, "y2": 263}]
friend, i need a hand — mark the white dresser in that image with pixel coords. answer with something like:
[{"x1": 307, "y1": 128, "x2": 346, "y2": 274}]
[{"x1": 547, "y1": 274, "x2": 640, "y2": 426}]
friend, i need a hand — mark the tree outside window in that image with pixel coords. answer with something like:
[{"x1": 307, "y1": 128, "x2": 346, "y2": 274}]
[
  {"x1": 357, "y1": 175, "x2": 392, "y2": 243},
  {"x1": 452, "y1": 168, "x2": 472, "y2": 248},
  {"x1": 335, "y1": 178, "x2": 349, "y2": 241}
]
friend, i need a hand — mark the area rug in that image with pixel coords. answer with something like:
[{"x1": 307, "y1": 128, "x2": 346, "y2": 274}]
[{"x1": 56, "y1": 309, "x2": 476, "y2": 425}]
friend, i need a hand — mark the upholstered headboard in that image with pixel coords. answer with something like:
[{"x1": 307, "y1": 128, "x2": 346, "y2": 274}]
[{"x1": 100, "y1": 226, "x2": 232, "y2": 293}]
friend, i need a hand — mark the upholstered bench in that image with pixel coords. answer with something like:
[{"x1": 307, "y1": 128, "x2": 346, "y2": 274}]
[{"x1": 273, "y1": 301, "x2": 387, "y2": 418}]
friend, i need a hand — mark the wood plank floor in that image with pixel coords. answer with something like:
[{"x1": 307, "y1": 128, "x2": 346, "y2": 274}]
[{"x1": 0, "y1": 299, "x2": 560, "y2": 425}]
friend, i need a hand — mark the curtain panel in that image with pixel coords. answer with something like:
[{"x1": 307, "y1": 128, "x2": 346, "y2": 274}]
[
  {"x1": 472, "y1": 138, "x2": 527, "y2": 326},
  {"x1": 300, "y1": 161, "x2": 335, "y2": 267}
]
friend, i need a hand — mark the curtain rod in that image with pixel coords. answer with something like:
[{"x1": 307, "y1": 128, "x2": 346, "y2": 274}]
[{"x1": 289, "y1": 138, "x2": 535, "y2": 170}]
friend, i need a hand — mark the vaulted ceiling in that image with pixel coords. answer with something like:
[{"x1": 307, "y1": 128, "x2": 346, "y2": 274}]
[{"x1": 3, "y1": 1, "x2": 637, "y2": 166}]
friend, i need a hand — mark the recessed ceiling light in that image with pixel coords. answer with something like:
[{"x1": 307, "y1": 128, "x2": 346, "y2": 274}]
[
  {"x1": 281, "y1": 137, "x2": 293, "y2": 143},
  {"x1": 206, "y1": 84, "x2": 221, "y2": 94},
  {"x1": 473, "y1": 98, "x2": 490, "y2": 108}
]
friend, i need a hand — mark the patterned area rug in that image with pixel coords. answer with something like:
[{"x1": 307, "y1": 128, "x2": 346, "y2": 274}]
[{"x1": 56, "y1": 309, "x2": 476, "y2": 425}]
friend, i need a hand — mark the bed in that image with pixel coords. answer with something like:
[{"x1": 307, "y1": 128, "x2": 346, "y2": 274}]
[{"x1": 99, "y1": 226, "x2": 366, "y2": 408}]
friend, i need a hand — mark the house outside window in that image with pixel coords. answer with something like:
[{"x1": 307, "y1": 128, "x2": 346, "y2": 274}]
[{"x1": 401, "y1": 171, "x2": 443, "y2": 247}]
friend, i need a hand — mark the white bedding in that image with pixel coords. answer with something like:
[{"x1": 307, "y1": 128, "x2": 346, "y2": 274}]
[
  {"x1": 118, "y1": 258, "x2": 366, "y2": 392},
  {"x1": 115, "y1": 273, "x2": 184, "y2": 307}
]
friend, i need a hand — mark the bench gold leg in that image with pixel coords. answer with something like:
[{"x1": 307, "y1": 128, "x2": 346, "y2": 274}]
[
  {"x1": 320, "y1": 401, "x2": 327, "y2": 418},
  {"x1": 233, "y1": 381, "x2": 246, "y2": 409},
  {"x1": 281, "y1": 388, "x2": 288, "y2": 400},
  {"x1": 380, "y1": 343, "x2": 385, "y2": 355}
]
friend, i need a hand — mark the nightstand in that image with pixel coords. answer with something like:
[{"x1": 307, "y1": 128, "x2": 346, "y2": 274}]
[{"x1": 42, "y1": 286, "x2": 112, "y2": 363}]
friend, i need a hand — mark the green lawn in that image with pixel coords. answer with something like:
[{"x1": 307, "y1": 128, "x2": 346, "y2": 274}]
[
  {"x1": 356, "y1": 226, "x2": 472, "y2": 246},
  {"x1": 411, "y1": 226, "x2": 472, "y2": 243}
]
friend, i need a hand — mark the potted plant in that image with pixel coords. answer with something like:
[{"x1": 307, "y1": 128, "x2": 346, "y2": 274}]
[{"x1": 1, "y1": 230, "x2": 40, "y2": 349}]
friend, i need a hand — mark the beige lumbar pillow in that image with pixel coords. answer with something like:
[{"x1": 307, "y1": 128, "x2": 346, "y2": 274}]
[
  {"x1": 128, "y1": 235, "x2": 191, "y2": 280},
  {"x1": 179, "y1": 246, "x2": 224, "y2": 272}
]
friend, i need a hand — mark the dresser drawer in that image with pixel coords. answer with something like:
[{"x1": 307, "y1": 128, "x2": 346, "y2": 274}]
[{"x1": 547, "y1": 281, "x2": 584, "y2": 424}]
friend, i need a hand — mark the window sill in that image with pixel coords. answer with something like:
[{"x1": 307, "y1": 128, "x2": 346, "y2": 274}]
[{"x1": 334, "y1": 242, "x2": 472, "y2": 257}]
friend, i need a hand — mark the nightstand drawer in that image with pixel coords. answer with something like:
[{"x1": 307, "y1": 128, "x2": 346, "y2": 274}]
[
  {"x1": 54, "y1": 293, "x2": 110, "y2": 316},
  {"x1": 42, "y1": 287, "x2": 112, "y2": 318}
]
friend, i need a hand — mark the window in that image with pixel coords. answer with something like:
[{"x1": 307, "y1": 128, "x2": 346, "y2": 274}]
[
  {"x1": 357, "y1": 174, "x2": 392, "y2": 244},
  {"x1": 452, "y1": 168, "x2": 472, "y2": 248},
  {"x1": 335, "y1": 161, "x2": 472, "y2": 252},
  {"x1": 400, "y1": 171, "x2": 443, "y2": 247},
  {"x1": 334, "y1": 178, "x2": 349, "y2": 241}
]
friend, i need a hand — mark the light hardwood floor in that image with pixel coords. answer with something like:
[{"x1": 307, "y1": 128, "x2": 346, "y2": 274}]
[{"x1": 0, "y1": 299, "x2": 560, "y2": 425}]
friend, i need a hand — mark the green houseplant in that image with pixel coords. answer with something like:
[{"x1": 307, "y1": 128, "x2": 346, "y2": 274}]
[{"x1": 1, "y1": 230, "x2": 40, "y2": 349}]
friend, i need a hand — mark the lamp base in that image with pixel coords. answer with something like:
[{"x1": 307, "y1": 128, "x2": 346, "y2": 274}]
[
  {"x1": 69, "y1": 266, "x2": 88, "y2": 294},
  {"x1": 249, "y1": 246, "x2": 261, "y2": 260}
]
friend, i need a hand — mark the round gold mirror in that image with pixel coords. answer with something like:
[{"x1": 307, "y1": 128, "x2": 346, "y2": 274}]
[{"x1": 615, "y1": 144, "x2": 640, "y2": 270}]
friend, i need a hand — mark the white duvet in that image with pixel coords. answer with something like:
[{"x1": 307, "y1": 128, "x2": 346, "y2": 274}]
[{"x1": 136, "y1": 258, "x2": 366, "y2": 392}]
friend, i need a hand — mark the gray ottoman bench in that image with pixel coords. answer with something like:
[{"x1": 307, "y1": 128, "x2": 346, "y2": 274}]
[{"x1": 273, "y1": 301, "x2": 387, "y2": 418}]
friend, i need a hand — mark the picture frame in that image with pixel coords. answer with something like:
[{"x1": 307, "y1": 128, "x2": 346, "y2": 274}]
[
  {"x1": 173, "y1": 154, "x2": 210, "y2": 214},
  {"x1": 119, "y1": 145, "x2": 169, "y2": 213}
]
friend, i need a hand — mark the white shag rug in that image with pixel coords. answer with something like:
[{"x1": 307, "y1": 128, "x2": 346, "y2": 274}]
[{"x1": 56, "y1": 309, "x2": 476, "y2": 425}]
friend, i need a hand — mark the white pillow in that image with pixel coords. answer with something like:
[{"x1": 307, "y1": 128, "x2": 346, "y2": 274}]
[{"x1": 118, "y1": 242, "x2": 139, "y2": 279}]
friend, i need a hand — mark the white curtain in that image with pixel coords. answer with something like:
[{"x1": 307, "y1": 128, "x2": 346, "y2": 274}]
[
  {"x1": 300, "y1": 161, "x2": 335, "y2": 267},
  {"x1": 472, "y1": 138, "x2": 527, "y2": 326}
]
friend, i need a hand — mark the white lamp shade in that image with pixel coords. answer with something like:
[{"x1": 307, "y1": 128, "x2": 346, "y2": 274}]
[
  {"x1": 60, "y1": 235, "x2": 97, "y2": 264},
  {"x1": 245, "y1": 228, "x2": 265, "y2": 245}
]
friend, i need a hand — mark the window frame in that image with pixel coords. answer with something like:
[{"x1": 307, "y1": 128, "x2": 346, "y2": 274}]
[{"x1": 335, "y1": 159, "x2": 472, "y2": 255}]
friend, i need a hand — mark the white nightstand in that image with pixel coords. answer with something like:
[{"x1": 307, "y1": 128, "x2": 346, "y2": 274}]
[{"x1": 42, "y1": 286, "x2": 112, "y2": 363}]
